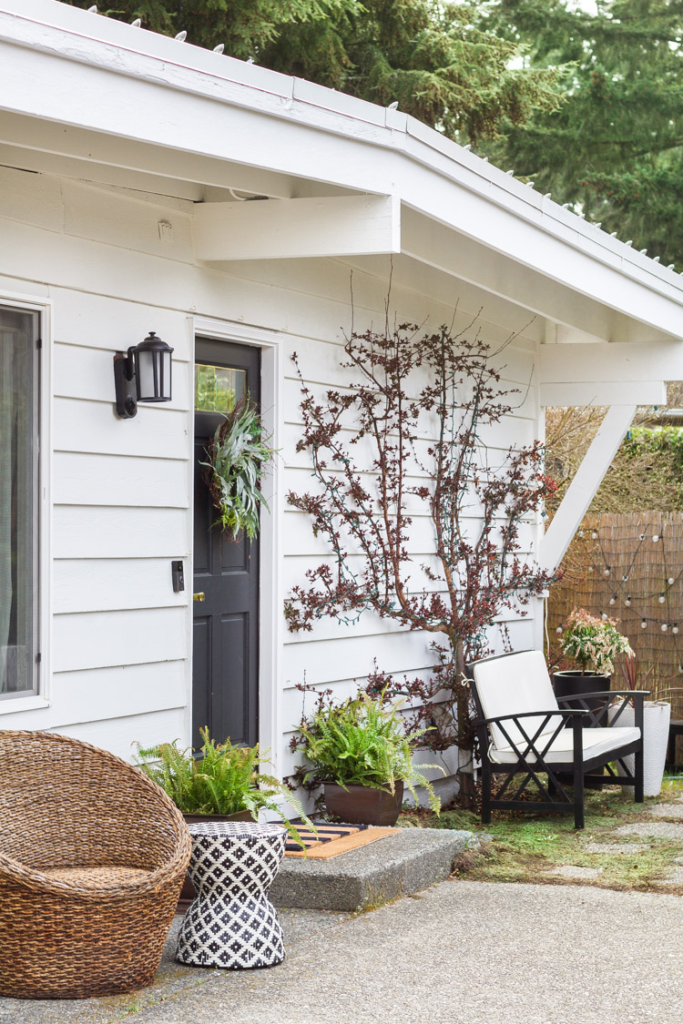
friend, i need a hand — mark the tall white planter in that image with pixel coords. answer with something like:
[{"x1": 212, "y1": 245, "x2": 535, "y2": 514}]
[{"x1": 609, "y1": 700, "x2": 671, "y2": 797}]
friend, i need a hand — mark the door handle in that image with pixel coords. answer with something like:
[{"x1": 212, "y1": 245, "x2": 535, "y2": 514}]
[{"x1": 193, "y1": 592, "x2": 205, "y2": 602}]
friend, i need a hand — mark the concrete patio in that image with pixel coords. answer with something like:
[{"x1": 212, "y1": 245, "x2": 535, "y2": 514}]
[{"x1": 3, "y1": 876, "x2": 682, "y2": 1024}]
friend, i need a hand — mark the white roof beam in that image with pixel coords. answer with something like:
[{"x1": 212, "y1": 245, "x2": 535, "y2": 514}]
[
  {"x1": 193, "y1": 195, "x2": 400, "y2": 261},
  {"x1": 539, "y1": 339, "x2": 683, "y2": 406}
]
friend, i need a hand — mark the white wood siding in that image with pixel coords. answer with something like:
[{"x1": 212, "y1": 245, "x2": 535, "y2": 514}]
[{"x1": 0, "y1": 166, "x2": 543, "y2": 783}]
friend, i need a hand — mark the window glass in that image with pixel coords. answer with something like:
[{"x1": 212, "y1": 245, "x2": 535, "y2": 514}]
[
  {"x1": 0, "y1": 307, "x2": 39, "y2": 697},
  {"x1": 195, "y1": 363, "x2": 246, "y2": 414}
]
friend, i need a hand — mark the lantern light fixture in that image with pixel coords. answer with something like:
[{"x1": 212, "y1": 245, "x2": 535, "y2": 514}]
[{"x1": 114, "y1": 332, "x2": 174, "y2": 419}]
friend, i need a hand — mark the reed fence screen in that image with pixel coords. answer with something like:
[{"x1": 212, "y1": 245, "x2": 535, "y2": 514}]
[{"x1": 548, "y1": 512, "x2": 683, "y2": 728}]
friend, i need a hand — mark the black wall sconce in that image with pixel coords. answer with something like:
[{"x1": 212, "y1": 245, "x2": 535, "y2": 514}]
[{"x1": 113, "y1": 332, "x2": 174, "y2": 419}]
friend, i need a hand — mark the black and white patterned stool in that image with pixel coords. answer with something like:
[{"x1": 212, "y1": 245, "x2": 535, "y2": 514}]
[{"x1": 176, "y1": 821, "x2": 286, "y2": 970}]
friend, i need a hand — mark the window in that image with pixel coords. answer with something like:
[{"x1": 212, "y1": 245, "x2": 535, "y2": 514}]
[
  {"x1": 195, "y1": 363, "x2": 246, "y2": 414},
  {"x1": 0, "y1": 306, "x2": 40, "y2": 698}
]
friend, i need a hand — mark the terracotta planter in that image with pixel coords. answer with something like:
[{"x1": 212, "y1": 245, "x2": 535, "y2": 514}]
[
  {"x1": 179, "y1": 809, "x2": 255, "y2": 909},
  {"x1": 323, "y1": 781, "x2": 404, "y2": 826}
]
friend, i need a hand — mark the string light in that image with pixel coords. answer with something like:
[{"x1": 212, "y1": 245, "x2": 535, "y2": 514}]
[
  {"x1": 578, "y1": 529, "x2": 584, "y2": 538},
  {"x1": 662, "y1": 623, "x2": 668, "y2": 632},
  {"x1": 609, "y1": 596, "x2": 616, "y2": 605},
  {"x1": 653, "y1": 534, "x2": 660, "y2": 542},
  {"x1": 622, "y1": 574, "x2": 629, "y2": 582},
  {"x1": 588, "y1": 566, "x2": 593, "y2": 573},
  {"x1": 674, "y1": 624, "x2": 679, "y2": 635},
  {"x1": 556, "y1": 625, "x2": 563, "y2": 634},
  {"x1": 592, "y1": 531, "x2": 598, "y2": 539},
  {"x1": 659, "y1": 593, "x2": 666, "y2": 603},
  {"x1": 668, "y1": 577, "x2": 675, "y2": 585},
  {"x1": 641, "y1": 619, "x2": 647, "y2": 628},
  {"x1": 604, "y1": 566, "x2": 611, "y2": 576},
  {"x1": 625, "y1": 596, "x2": 632, "y2": 607},
  {"x1": 639, "y1": 533, "x2": 645, "y2": 541}
]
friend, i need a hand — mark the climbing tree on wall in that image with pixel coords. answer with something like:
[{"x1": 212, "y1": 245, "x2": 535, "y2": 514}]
[{"x1": 284, "y1": 315, "x2": 557, "y2": 778}]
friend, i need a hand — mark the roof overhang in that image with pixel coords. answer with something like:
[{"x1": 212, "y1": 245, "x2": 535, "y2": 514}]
[{"x1": 2, "y1": 0, "x2": 683, "y2": 364}]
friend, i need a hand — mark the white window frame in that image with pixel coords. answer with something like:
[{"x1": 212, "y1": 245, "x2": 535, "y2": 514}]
[{"x1": 0, "y1": 290, "x2": 51, "y2": 715}]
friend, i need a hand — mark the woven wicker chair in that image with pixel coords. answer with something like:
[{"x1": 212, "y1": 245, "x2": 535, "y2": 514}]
[{"x1": 0, "y1": 730, "x2": 191, "y2": 999}]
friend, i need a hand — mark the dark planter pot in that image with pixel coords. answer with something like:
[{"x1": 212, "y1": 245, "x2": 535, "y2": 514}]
[
  {"x1": 323, "y1": 782, "x2": 404, "y2": 826},
  {"x1": 552, "y1": 671, "x2": 611, "y2": 790},
  {"x1": 552, "y1": 671, "x2": 611, "y2": 720},
  {"x1": 179, "y1": 809, "x2": 255, "y2": 908}
]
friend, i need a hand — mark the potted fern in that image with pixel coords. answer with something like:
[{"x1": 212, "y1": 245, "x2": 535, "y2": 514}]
[
  {"x1": 135, "y1": 728, "x2": 308, "y2": 827},
  {"x1": 289, "y1": 691, "x2": 444, "y2": 825},
  {"x1": 136, "y1": 729, "x2": 313, "y2": 906}
]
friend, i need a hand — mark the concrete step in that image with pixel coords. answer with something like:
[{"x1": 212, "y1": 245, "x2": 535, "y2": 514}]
[{"x1": 271, "y1": 827, "x2": 477, "y2": 911}]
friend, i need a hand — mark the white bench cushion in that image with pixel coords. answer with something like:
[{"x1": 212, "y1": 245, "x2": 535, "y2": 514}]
[
  {"x1": 473, "y1": 651, "x2": 562, "y2": 751},
  {"x1": 489, "y1": 725, "x2": 641, "y2": 764}
]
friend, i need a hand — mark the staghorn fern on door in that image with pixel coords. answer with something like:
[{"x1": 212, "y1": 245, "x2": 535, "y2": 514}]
[{"x1": 201, "y1": 397, "x2": 277, "y2": 540}]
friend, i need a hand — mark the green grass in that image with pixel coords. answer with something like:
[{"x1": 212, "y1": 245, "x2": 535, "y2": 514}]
[{"x1": 398, "y1": 778, "x2": 683, "y2": 893}]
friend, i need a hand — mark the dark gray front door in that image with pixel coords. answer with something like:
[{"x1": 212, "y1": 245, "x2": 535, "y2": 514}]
[{"x1": 193, "y1": 338, "x2": 260, "y2": 749}]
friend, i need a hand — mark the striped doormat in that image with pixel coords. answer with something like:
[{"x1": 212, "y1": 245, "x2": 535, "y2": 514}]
[{"x1": 285, "y1": 823, "x2": 399, "y2": 859}]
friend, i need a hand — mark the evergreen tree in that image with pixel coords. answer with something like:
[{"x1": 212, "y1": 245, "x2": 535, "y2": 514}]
[
  {"x1": 62, "y1": 1, "x2": 562, "y2": 143},
  {"x1": 480, "y1": 0, "x2": 683, "y2": 267}
]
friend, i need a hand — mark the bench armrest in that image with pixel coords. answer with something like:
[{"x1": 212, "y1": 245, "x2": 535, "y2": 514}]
[{"x1": 556, "y1": 690, "x2": 649, "y2": 730}]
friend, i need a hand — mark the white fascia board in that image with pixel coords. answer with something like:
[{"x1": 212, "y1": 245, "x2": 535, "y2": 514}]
[
  {"x1": 3, "y1": 2, "x2": 683, "y2": 339},
  {"x1": 193, "y1": 195, "x2": 400, "y2": 261}
]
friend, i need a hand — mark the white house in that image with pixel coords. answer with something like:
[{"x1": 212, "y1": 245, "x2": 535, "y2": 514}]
[{"x1": 2, "y1": 0, "x2": 683, "y2": 798}]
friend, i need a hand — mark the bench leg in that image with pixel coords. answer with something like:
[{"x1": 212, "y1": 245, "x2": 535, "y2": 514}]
[
  {"x1": 573, "y1": 762, "x2": 585, "y2": 829},
  {"x1": 481, "y1": 760, "x2": 492, "y2": 825},
  {"x1": 635, "y1": 746, "x2": 644, "y2": 803}
]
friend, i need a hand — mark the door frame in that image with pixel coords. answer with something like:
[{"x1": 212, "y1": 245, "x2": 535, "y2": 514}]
[{"x1": 190, "y1": 315, "x2": 284, "y2": 776}]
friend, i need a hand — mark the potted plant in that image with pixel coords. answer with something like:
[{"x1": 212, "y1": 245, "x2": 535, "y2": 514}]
[
  {"x1": 200, "y1": 398, "x2": 277, "y2": 541},
  {"x1": 289, "y1": 691, "x2": 444, "y2": 825},
  {"x1": 136, "y1": 729, "x2": 313, "y2": 904},
  {"x1": 554, "y1": 608, "x2": 634, "y2": 713},
  {"x1": 609, "y1": 656, "x2": 673, "y2": 797},
  {"x1": 135, "y1": 727, "x2": 309, "y2": 826}
]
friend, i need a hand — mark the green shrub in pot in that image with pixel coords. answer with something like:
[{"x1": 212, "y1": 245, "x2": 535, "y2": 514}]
[
  {"x1": 560, "y1": 608, "x2": 633, "y2": 676},
  {"x1": 135, "y1": 727, "x2": 312, "y2": 840},
  {"x1": 289, "y1": 691, "x2": 444, "y2": 816}
]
